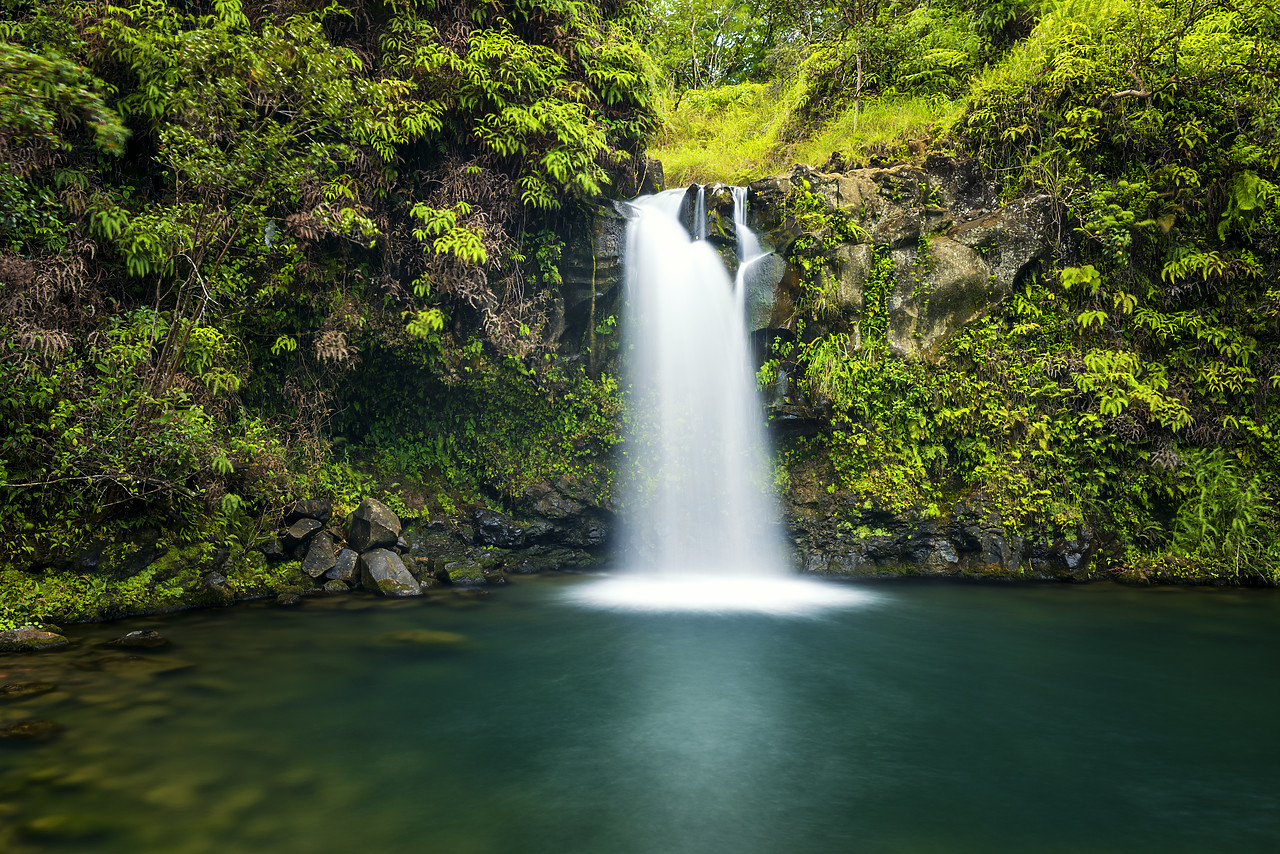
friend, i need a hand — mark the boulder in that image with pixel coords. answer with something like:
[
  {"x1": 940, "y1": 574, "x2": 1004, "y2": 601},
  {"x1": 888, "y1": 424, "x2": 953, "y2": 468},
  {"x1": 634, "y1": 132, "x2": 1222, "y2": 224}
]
[
  {"x1": 359, "y1": 548, "x2": 422, "y2": 597},
  {"x1": 285, "y1": 499, "x2": 333, "y2": 525},
  {"x1": 741, "y1": 251, "x2": 788, "y2": 332},
  {"x1": 325, "y1": 548, "x2": 359, "y2": 583},
  {"x1": 301, "y1": 532, "x2": 337, "y2": 578},
  {"x1": 283, "y1": 518, "x2": 321, "y2": 551},
  {"x1": 275, "y1": 593, "x2": 303, "y2": 607},
  {"x1": 373, "y1": 629, "x2": 466, "y2": 648},
  {"x1": 0, "y1": 626, "x2": 69, "y2": 653},
  {"x1": 346, "y1": 498, "x2": 401, "y2": 553}
]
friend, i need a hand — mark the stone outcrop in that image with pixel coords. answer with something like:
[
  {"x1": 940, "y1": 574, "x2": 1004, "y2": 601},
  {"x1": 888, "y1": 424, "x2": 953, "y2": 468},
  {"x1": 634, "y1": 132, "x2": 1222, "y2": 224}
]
[
  {"x1": 745, "y1": 160, "x2": 1057, "y2": 361},
  {"x1": 782, "y1": 454, "x2": 1098, "y2": 580}
]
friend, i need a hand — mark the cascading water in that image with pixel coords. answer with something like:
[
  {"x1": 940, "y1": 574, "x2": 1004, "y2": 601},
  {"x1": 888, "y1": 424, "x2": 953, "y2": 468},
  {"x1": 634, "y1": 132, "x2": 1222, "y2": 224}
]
[{"x1": 571, "y1": 187, "x2": 871, "y2": 614}]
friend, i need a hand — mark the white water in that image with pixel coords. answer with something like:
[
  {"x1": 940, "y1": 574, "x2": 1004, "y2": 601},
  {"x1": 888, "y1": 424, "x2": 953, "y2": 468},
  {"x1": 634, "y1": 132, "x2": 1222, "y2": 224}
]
[{"x1": 571, "y1": 188, "x2": 871, "y2": 614}]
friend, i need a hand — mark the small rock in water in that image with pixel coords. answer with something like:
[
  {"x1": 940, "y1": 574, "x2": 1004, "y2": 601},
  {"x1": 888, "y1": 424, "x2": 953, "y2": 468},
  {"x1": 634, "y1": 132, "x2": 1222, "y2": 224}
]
[
  {"x1": 322, "y1": 580, "x2": 349, "y2": 594},
  {"x1": 0, "y1": 682, "x2": 58, "y2": 702},
  {"x1": 0, "y1": 626, "x2": 70, "y2": 653},
  {"x1": 107, "y1": 630, "x2": 170, "y2": 650},
  {"x1": 0, "y1": 718, "x2": 65, "y2": 742},
  {"x1": 275, "y1": 593, "x2": 303, "y2": 607},
  {"x1": 19, "y1": 812, "x2": 114, "y2": 842}
]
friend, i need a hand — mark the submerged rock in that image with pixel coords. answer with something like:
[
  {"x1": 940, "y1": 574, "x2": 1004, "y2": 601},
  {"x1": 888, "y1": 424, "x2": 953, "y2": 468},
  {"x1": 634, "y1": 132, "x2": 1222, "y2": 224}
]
[
  {"x1": 359, "y1": 548, "x2": 421, "y2": 597},
  {"x1": 346, "y1": 498, "x2": 401, "y2": 552},
  {"x1": 0, "y1": 718, "x2": 64, "y2": 742},
  {"x1": 107, "y1": 630, "x2": 170, "y2": 650},
  {"x1": 373, "y1": 629, "x2": 466, "y2": 647},
  {"x1": 18, "y1": 812, "x2": 115, "y2": 842},
  {"x1": 275, "y1": 593, "x2": 303, "y2": 607},
  {"x1": 0, "y1": 681, "x2": 58, "y2": 702},
  {"x1": 0, "y1": 627, "x2": 70, "y2": 653}
]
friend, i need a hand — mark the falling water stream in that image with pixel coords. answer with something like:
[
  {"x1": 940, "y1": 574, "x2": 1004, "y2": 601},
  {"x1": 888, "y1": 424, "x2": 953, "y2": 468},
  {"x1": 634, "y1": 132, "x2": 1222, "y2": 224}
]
[{"x1": 570, "y1": 188, "x2": 866, "y2": 614}]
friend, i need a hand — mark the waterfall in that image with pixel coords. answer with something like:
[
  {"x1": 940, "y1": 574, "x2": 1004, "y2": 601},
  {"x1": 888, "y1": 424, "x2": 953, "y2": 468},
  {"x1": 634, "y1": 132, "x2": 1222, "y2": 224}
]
[
  {"x1": 693, "y1": 184, "x2": 708, "y2": 241},
  {"x1": 569, "y1": 187, "x2": 869, "y2": 614},
  {"x1": 617, "y1": 189, "x2": 785, "y2": 577}
]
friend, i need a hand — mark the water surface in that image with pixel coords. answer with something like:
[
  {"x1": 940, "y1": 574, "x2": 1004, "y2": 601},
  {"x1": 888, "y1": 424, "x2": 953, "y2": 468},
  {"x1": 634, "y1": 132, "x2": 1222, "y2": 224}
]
[{"x1": 1, "y1": 577, "x2": 1277, "y2": 853}]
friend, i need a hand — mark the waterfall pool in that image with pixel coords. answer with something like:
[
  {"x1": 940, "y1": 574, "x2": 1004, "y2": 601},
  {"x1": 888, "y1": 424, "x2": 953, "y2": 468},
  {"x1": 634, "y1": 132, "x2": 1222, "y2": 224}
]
[{"x1": 1, "y1": 575, "x2": 1277, "y2": 853}]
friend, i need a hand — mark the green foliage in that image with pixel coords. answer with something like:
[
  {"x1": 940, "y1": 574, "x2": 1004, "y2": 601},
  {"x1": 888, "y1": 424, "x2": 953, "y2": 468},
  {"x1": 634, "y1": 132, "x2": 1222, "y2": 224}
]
[
  {"x1": 1173, "y1": 449, "x2": 1279, "y2": 579},
  {"x1": 344, "y1": 347, "x2": 622, "y2": 505},
  {"x1": 0, "y1": 41, "x2": 128, "y2": 154}
]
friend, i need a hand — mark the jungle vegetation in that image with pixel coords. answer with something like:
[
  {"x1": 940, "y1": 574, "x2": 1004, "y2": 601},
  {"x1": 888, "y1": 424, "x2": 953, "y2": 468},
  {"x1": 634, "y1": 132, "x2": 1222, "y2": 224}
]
[{"x1": 1, "y1": 0, "x2": 1277, "y2": 626}]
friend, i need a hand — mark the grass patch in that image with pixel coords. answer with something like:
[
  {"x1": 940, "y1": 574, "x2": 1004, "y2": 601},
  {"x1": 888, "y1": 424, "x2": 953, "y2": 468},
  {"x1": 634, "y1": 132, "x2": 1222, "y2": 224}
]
[{"x1": 650, "y1": 81, "x2": 967, "y2": 187}]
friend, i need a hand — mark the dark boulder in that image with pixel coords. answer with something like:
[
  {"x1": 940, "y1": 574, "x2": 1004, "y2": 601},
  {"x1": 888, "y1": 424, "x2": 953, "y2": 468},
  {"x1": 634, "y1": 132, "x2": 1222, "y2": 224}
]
[
  {"x1": 283, "y1": 518, "x2": 322, "y2": 552},
  {"x1": 301, "y1": 532, "x2": 337, "y2": 578},
  {"x1": 202, "y1": 571, "x2": 235, "y2": 604},
  {"x1": 285, "y1": 499, "x2": 333, "y2": 525},
  {"x1": 359, "y1": 548, "x2": 422, "y2": 597},
  {"x1": 325, "y1": 548, "x2": 359, "y2": 583},
  {"x1": 346, "y1": 498, "x2": 402, "y2": 552}
]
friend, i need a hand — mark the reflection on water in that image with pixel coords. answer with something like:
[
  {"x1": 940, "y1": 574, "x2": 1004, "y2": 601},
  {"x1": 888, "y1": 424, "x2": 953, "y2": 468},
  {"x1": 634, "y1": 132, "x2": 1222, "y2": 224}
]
[{"x1": 1, "y1": 576, "x2": 1278, "y2": 854}]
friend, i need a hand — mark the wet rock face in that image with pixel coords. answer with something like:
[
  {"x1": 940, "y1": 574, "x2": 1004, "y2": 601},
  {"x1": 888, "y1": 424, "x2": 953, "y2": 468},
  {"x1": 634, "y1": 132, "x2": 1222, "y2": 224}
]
[{"x1": 744, "y1": 160, "x2": 1054, "y2": 361}]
